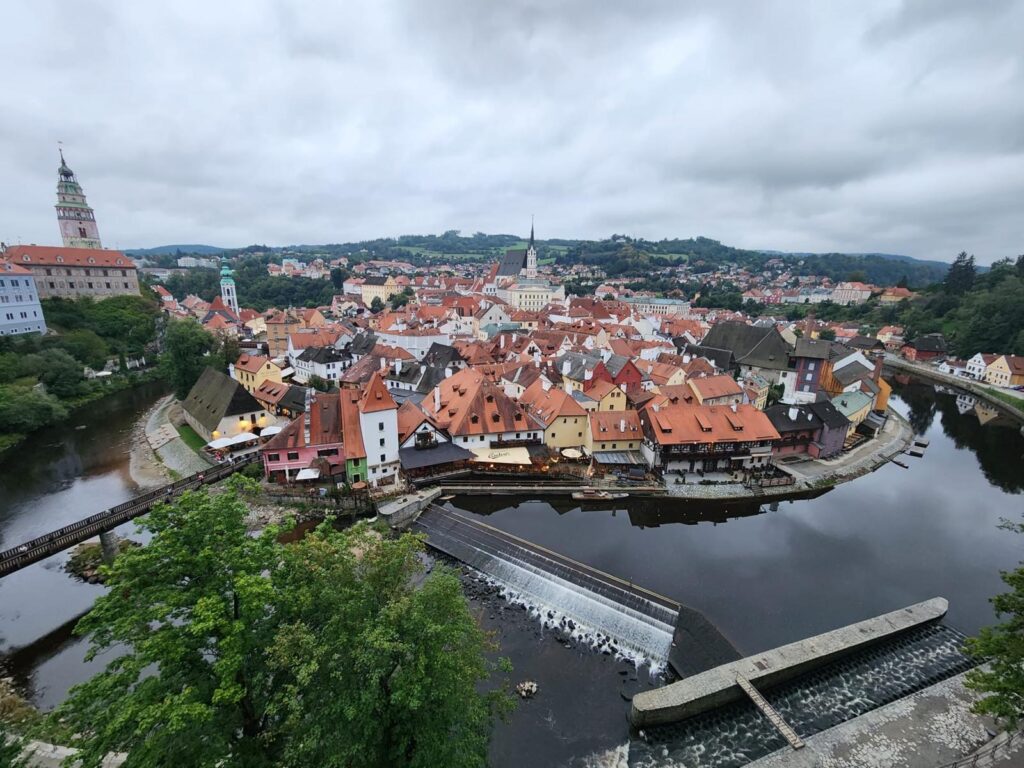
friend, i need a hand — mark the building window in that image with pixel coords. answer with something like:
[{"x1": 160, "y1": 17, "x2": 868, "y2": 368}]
[
  {"x1": 287, "y1": 451, "x2": 299, "y2": 460},
  {"x1": 379, "y1": 438, "x2": 385, "y2": 447},
  {"x1": 379, "y1": 422, "x2": 384, "y2": 431},
  {"x1": 379, "y1": 454, "x2": 385, "y2": 463},
  {"x1": 267, "y1": 453, "x2": 280, "y2": 461}
]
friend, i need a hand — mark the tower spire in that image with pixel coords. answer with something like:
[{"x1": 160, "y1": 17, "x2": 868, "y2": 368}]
[{"x1": 55, "y1": 147, "x2": 102, "y2": 249}]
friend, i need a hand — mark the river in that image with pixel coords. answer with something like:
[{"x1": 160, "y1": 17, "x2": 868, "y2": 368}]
[{"x1": 1, "y1": 378, "x2": 1022, "y2": 767}]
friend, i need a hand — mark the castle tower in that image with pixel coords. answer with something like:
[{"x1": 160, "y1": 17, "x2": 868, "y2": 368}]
[
  {"x1": 55, "y1": 149, "x2": 103, "y2": 249},
  {"x1": 524, "y1": 217, "x2": 537, "y2": 279},
  {"x1": 220, "y1": 260, "x2": 239, "y2": 316}
]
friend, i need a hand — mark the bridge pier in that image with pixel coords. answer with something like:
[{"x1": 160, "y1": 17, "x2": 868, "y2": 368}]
[{"x1": 99, "y1": 530, "x2": 119, "y2": 565}]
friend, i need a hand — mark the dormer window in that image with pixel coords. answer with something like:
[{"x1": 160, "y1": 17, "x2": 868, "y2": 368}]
[
  {"x1": 88, "y1": 257, "x2": 95, "y2": 264},
  {"x1": 21, "y1": 255, "x2": 29, "y2": 262},
  {"x1": 56, "y1": 255, "x2": 63, "y2": 263},
  {"x1": 470, "y1": 415, "x2": 479, "y2": 424},
  {"x1": 491, "y1": 413, "x2": 501, "y2": 423}
]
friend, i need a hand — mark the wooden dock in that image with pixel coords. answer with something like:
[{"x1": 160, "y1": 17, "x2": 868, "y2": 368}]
[{"x1": 735, "y1": 674, "x2": 805, "y2": 751}]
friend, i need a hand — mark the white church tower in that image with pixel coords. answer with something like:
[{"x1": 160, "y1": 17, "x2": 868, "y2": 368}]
[
  {"x1": 524, "y1": 217, "x2": 538, "y2": 279},
  {"x1": 220, "y1": 260, "x2": 239, "y2": 316}
]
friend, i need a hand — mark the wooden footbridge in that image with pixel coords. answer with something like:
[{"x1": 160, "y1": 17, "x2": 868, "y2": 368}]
[{"x1": 0, "y1": 456, "x2": 257, "y2": 578}]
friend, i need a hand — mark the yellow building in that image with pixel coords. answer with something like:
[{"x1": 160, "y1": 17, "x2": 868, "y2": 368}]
[
  {"x1": 985, "y1": 355, "x2": 1024, "y2": 387},
  {"x1": 361, "y1": 276, "x2": 399, "y2": 307},
  {"x1": 232, "y1": 353, "x2": 285, "y2": 394},
  {"x1": 519, "y1": 380, "x2": 589, "y2": 450},
  {"x1": 585, "y1": 410, "x2": 643, "y2": 454},
  {"x1": 587, "y1": 379, "x2": 628, "y2": 411}
]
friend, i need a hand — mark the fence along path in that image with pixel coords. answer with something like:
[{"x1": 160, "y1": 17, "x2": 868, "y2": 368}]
[{"x1": 0, "y1": 456, "x2": 257, "y2": 577}]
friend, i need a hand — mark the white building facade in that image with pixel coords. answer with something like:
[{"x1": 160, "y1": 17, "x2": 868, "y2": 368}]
[{"x1": 0, "y1": 259, "x2": 47, "y2": 336}]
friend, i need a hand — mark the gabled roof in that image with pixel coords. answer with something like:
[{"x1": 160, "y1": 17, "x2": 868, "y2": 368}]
[
  {"x1": 183, "y1": 368, "x2": 263, "y2": 433},
  {"x1": 422, "y1": 367, "x2": 535, "y2": 437},
  {"x1": 262, "y1": 392, "x2": 341, "y2": 451},
  {"x1": 297, "y1": 346, "x2": 348, "y2": 365},
  {"x1": 234, "y1": 353, "x2": 272, "y2": 374},
  {"x1": 688, "y1": 374, "x2": 743, "y2": 400},
  {"x1": 496, "y1": 248, "x2": 527, "y2": 277},
  {"x1": 359, "y1": 372, "x2": 398, "y2": 414},
  {"x1": 701, "y1": 321, "x2": 791, "y2": 370},
  {"x1": 764, "y1": 403, "x2": 824, "y2": 434},
  {"x1": 519, "y1": 380, "x2": 588, "y2": 426},
  {"x1": 808, "y1": 400, "x2": 850, "y2": 430},
  {"x1": 397, "y1": 401, "x2": 442, "y2": 443},
  {"x1": 906, "y1": 334, "x2": 947, "y2": 353},
  {"x1": 589, "y1": 410, "x2": 642, "y2": 441}
]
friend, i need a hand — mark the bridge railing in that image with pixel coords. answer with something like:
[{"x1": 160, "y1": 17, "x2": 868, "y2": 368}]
[{"x1": 0, "y1": 455, "x2": 257, "y2": 575}]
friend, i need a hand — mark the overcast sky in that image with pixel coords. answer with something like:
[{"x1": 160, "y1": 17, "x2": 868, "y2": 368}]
[{"x1": 2, "y1": 1, "x2": 1022, "y2": 263}]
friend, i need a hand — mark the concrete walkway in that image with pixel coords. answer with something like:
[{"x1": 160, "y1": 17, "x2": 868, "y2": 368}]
[
  {"x1": 145, "y1": 396, "x2": 211, "y2": 476},
  {"x1": 778, "y1": 409, "x2": 914, "y2": 487},
  {"x1": 748, "y1": 671, "x2": 1023, "y2": 768}
]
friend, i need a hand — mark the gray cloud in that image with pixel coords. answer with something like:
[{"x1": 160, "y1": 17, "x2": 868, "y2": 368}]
[{"x1": 1, "y1": 0, "x2": 1021, "y2": 263}]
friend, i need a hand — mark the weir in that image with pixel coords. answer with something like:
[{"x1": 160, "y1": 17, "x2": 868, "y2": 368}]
[{"x1": 412, "y1": 505, "x2": 722, "y2": 668}]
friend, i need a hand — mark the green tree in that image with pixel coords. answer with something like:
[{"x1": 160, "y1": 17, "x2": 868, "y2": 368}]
[
  {"x1": 944, "y1": 251, "x2": 976, "y2": 296},
  {"x1": 966, "y1": 521, "x2": 1024, "y2": 727},
  {"x1": 0, "y1": 385, "x2": 68, "y2": 436},
  {"x1": 307, "y1": 374, "x2": 330, "y2": 392},
  {"x1": 39, "y1": 349, "x2": 86, "y2": 398},
  {"x1": 55, "y1": 329, "x2": 110, "y2": 369},
  {"x1": 54, "y1": 485, "x2": 511, "y2": 768},
  {"x1": 160, "y1": 319, "x2": 216, "y2": 399},
  {"x1": 819, "y1": 328, "x2": 837, "y2": 341},
  {"x1": 370, "y1": 296, "x2": 384, "y2": 313},
  {"x1": 390, "y1": 293, "x2": 410, "y2": 310}
]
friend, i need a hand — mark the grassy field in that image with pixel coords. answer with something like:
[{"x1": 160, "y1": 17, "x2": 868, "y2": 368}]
[
  {"x1": 176, "y1": 423, "x2": 208, "y2": 453},
  {"x1": 985, "y1": 387, "x2": 1024, "y2": 409}
]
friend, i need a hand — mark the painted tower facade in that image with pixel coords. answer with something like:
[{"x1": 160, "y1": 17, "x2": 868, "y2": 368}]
[
  {"x1": 220, "y1": 261, "x2": 239, "y2": 316},
  {"x1": 55, "y1": 150, "x2": 102, "y2": 249},
  {"x1": 524, "y1": 219, "x2": 538, "y2": 279}
]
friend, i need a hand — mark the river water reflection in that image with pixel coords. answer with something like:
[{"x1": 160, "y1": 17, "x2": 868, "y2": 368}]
[{"x1": 0, "y1": 378, "x2": 1021, "y2": 767}]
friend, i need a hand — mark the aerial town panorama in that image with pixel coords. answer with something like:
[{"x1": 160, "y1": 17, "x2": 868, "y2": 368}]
[{"x1": 2, "y1": 5, "x2": 1024, "y2": 767}]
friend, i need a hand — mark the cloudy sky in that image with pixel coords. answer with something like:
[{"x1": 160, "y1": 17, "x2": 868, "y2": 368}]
[{"x1": 2, "y1": 1, "x2": 1022, "y2": 263}]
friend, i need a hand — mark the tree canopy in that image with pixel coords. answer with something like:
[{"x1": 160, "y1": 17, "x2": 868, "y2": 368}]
[
  {"x1": 54, "y1": 483, "x2": 511, "y2": 768},
  {"x1": 966, "y1": 519, "x2": 1024, "y2": 727}
]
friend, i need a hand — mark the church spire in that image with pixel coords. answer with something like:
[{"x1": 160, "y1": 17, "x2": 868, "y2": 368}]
[{"x1": 524, "y1": 216, "x2": 537, "y2": 280}]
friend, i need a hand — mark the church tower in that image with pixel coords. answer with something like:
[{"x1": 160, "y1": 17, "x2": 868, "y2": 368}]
[
  {"x1": 220, "y1": 260, "x2": 239, "y2": 316},
  {"x1": 55, "y1": 149, "x2": 103, "y2": 249},
  {"x1": 524, "y1": 218, "x2": 538, "y2": 279}
]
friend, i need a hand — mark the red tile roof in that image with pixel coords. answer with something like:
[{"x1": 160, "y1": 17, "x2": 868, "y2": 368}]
[
  {"x1": 5, "y1": 244, "x2": 136, "y2": 269},
  {"x1": 642, "y1": 402, "x2": 780, "y2": 446},
  {"x1": 359, "y1": 372, "x2": 397, "y2": 414}
]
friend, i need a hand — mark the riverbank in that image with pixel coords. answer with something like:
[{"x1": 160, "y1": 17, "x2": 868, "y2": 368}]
[
  {"x1": 0, "y1": 370, "x2": 163, "y2": 460},
  {"x1": 127, "y1": 395, "x2": 211, "y2": 488},
  {"x1": 432, "y1": 408, "x2": 913, "y2": 505},
  {"x1": 884, "y1": 355, "x2": 1024, "y2": 423}
]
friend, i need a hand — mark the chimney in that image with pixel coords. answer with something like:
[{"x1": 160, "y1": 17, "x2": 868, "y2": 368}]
[
  {"x1": 620, "y1": 418, "x2": 625, "y2": 432},
  {"x1": 500, "y1": 335, "x2": 505, "y2": 349},
  {"x1": 788, "y1": 406, "x2": 799, "y2": 420},
  {"x1": 533, "y1": 350, "x2": 540, "y2": 368},
  {"x1": 652, "y1": 403, "x2": 659, "y2": 412},
  {"x1": 562, "y1": 360, "x2": 570, "y2": 376},
  {"x1": 444, "y1": 366, "x2": 453, "y2": 378},
  {"x1": 584, "y1": 368, "x2": 593, "y2": 381},
  {"x1": 731, "y1": 403, "x2": 738, "y2": 413},
  {"x1": 393, "y1": 359, "x2": 401, "y2": 376},
  {"x1": 541, "y1": 378, "x2": 551, "y2": 392},
  {"x1": 434, "y1": 386, "x2": 441, "y2": 412},
  {"x1": 379, "y1": 357, "x2": 386, "y2": 371}
]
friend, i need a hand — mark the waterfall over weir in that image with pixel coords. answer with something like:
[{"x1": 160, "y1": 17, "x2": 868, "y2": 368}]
[{"x1": 412, "y1": 506, "x2": 681, "y2": 666}]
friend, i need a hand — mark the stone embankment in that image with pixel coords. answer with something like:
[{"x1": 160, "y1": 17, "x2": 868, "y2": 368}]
[
  {"x1": 129, "y1": 396, "x2": 211, "y2": 488},
  {"x1": 884, "y1": 355, "x2": 1024, "y2": 423}
]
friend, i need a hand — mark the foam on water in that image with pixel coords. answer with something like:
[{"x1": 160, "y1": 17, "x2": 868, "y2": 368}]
[{"x1": 629, "y1": 624, "x2": 976, "y2": 768}]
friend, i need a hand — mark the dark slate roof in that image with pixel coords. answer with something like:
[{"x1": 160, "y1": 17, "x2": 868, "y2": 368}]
[
  {"x1": 363, "y1": 275, "x2": 390, "y2": 286},
  {"x1": 764, "y1": 404, "x2": 823, "y2": 434},
  {"x1": 496, "y1": 248, "x2": 527, "y2": 277},
  {"x1": 183, "y1": 367, "x2": 263, "y2": 433},
  {"x1": 399, "y1": 442, "x2": 474, "y2": 470},
  {"x1": 555, "y1": 351, "x2": 603, "y2": 381},
  {"x1": 348, "y1": 331, "x2": 378, "y2": 357},
  {"x1": 297, "y1": 346, "x2": 349, "y2": 365},
  {"x1": 846, "y1": 335, "x2": 884, "y2": 350},
  {"x1": 908, "y1": 334, "x2": 947, "y2": 352},
  {"x1": 280, "y1": 385, "x2": 308, "y2": 414},
  {"x1": 808, "y1": 400, "x2": 851, "y2": 430},
  {"x1": 833, "y1": 360, "x2": 874, "y2": 387},
  {"x1": 702, "y1": 321, "x2": 791, "y2": 370},
  {"x1": 423, "y1": 342, "x2": 466, "y2": 368},
  {"x1": 682, "y1": 343, "x2": 735, "y2": 372},
  {"x1": 792, "y1": 338, "x2": 834, "y2": 360},
  {"x1": 603, "y1": 354, "x2": 632, "y2": 378}
]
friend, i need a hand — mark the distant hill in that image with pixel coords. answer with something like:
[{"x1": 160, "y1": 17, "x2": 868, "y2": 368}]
[{"x1": 126, "y1": 244, "x2": 226, "y2": 256}]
